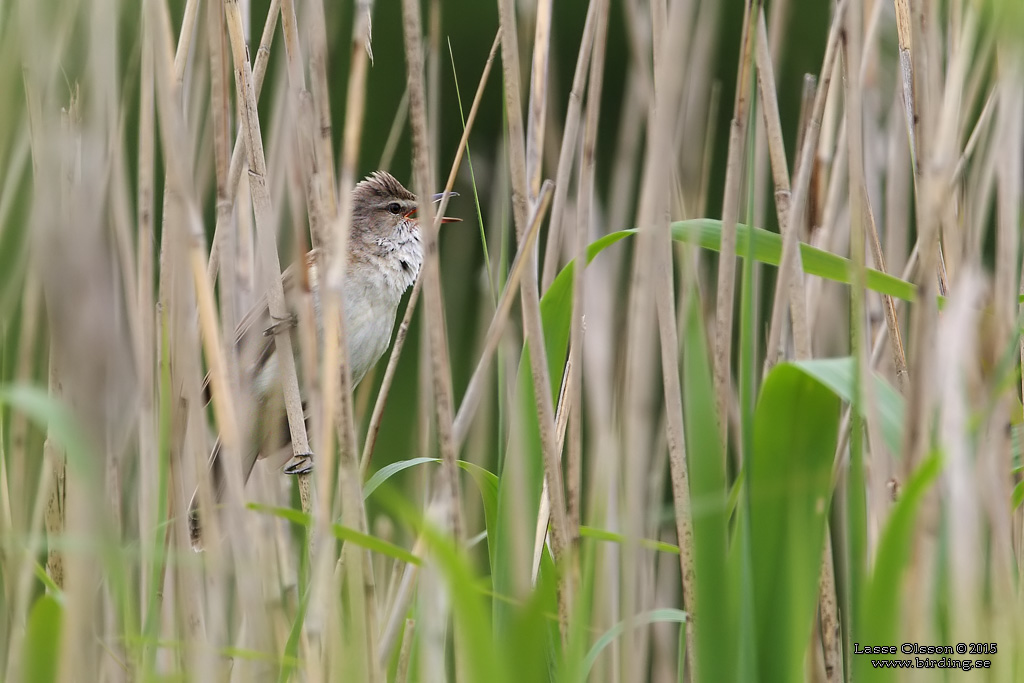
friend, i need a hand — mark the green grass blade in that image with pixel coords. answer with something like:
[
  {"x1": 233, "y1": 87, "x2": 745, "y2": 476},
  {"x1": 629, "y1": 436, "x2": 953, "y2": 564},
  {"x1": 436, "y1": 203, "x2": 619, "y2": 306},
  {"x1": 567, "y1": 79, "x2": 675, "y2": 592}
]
[
  {"x1": 578, "y1": 525, "x2": 681, "y2": 555},
  {"x1": 363, "y1": 458, "x2": 499, "y2": 561},
  {"x1": 447, "y1": 38, "x2": 495, "y2": 305},
  {"x1": 582, "y1": 609, "x2": 688, "y2": 677},
  {"x1": 248, "y1": 503, "x2": 422, "y2": 566},
  {"x1": 363, "y1": 457, "x2": 440, "y2": 499}
]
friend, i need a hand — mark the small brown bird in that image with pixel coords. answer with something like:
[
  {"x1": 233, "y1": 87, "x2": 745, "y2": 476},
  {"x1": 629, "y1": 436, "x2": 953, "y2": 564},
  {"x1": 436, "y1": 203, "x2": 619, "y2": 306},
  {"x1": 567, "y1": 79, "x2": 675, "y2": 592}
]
[{"x1": 189, "y1": 171, "x2": 458, "y2": 548}]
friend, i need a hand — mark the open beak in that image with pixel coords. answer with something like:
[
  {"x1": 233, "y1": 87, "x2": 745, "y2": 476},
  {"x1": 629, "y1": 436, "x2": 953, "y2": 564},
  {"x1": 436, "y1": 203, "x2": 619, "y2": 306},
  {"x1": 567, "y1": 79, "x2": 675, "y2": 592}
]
[{"x1": 405, "y1": 191, "x2": 462, "y2": 223}]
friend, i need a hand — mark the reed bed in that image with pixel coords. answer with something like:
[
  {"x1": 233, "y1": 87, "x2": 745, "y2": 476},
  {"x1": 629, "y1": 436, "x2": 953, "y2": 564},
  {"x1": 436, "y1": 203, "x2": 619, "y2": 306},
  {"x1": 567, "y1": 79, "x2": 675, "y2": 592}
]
[{"x1": 1, "y1": 0, "x2": 1022, "y2": 681}]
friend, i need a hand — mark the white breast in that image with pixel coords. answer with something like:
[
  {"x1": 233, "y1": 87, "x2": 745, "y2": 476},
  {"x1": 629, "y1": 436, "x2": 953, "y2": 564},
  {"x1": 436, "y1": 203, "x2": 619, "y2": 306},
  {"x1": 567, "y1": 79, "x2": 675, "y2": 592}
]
[{"x1": 342, "y1": 265, "x2": 401, "y2": 386}]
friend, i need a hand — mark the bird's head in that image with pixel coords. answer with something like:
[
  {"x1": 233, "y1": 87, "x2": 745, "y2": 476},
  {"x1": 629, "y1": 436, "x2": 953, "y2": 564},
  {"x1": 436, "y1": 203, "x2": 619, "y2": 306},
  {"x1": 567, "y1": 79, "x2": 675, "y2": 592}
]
[{"x1": 351, "y1": 171, "x2": 459, "y2": 247}]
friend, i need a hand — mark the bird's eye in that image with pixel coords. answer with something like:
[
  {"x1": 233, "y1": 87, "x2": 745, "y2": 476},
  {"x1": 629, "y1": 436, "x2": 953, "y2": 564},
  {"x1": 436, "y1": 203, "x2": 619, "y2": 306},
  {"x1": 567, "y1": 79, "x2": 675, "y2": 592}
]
[{"x1": 387, "y1": 202, "x2": 403, "y2": 215}]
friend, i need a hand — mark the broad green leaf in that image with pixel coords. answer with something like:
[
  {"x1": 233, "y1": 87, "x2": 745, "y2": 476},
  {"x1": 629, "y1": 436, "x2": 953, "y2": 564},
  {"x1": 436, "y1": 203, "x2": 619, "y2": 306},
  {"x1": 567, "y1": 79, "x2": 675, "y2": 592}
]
[
  {"x1": 505, "y1": 543, "x2": 559, "y2": 683},
  {"x1": 23, "y1": 594, "x2": 63, "y2": 683},
  {"x1": 750, "y1": 364, "x2": 840, "y2": 682},
  {"x1": 682, "y1": 294, "x2": 737, "y2": 681},
  {"x1": 792, "y1": 357, "x2": 905, "y2": 455},
  {"x1": 856, "y1": 453, "x2": 942, "y2": 682},
  {"x1": 493, "y1": 231, "x2": 634, "y2": 636},
  {"x1": 669, "y1": 220, "x2": 916, "y2": 302},
  {"x1": 456, "y1": 460, "x2": 500, "y2": 562},
  {"x1": 540, "y1": 223, "x2": 917, "y2": 385}
]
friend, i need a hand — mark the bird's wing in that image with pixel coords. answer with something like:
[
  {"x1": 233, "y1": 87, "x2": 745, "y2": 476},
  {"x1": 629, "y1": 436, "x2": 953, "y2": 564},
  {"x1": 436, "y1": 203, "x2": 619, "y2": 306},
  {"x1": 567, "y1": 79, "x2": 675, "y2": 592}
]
[{"x1": 201, "y1": 250, "x2": 319, "y2": 406}]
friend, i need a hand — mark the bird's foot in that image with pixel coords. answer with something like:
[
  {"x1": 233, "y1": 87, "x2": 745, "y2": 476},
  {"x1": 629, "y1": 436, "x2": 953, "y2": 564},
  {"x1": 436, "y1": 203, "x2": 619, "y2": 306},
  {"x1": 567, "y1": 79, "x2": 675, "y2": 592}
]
[
  {"x1": 284, "y1": 452, "x2": 314, "y2": 475},
  {"x1": 263, "y1": 314, "x2": 298, "y2": 337}
]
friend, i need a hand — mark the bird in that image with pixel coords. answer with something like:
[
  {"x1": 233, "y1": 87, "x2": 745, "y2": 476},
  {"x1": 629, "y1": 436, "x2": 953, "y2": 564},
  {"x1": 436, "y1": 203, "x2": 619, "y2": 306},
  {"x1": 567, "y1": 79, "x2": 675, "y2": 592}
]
[{"x1": 188, "y1": 171, "x2": 459, "y2": 549}]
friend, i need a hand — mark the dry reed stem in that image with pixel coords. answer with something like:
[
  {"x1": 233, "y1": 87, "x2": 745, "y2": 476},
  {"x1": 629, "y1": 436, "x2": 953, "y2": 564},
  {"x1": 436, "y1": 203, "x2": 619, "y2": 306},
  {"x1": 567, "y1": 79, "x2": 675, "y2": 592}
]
[
  {"x1": 526, "y1": 0, "x2": 551, "y2": 202},
  {"x1": 893, "y1": 0, "x2": 916, "y2": 165},
  {"x1": 173, "y1": 0, "x2": 201, "y2": 80},
  {"x1": 793, "y1": 75, "x2": 815, "y2": 194},
  {"x1": 634, "y1": 0, "x2": 699, "y2": 673},
  {"x1": 305, "y1": 0, "x2": 340, "y2": 224},
  {"x1": 6, "y1": 275, "x2": 41, "y2": 535},
  {"x1": 303, "y1": 4, "x2": 376, "y2": 678},
  {"x1": 497, "y1": 0, "x2": 529, "y2": 238},
  {"x1": 276, "y1": 0, "x2": 326, "y2": 532},
  {"x1": 279, "y1": 0, "x2": 328, "y2": 258},
  {"x1": 497, "y1": 0, "x2": 572, "y2": 634},
  {"x1": 518, "y1": 198, "x2": 572, "y2": 594},
  {"x1": 223, "y1": 0, "x2": 312, "y2": 494},
  {"x1": 540, "y1": 1, "x2": 598, "y2": 292},
  {"x1": 840, "y1": 4, "x2": 875, "y2": 676},
  {"x1": 818, "y1": 533, "x2": 842, "y2": 682},
  {"x1": 207, "y1": 0, "x2": 281, "y2": 282},
  {"x1": 883, "y1": 89, "x2": 911, "y2": 286},
  {"x1": 781, "y1": 4, "x2": 845, "y2": 346},
  {"x1": 4, "y1": 386, "x2": 56, "y2": 682},
  {"x1": 756, "y1": 8, "x2": 810, "y2": 367},
  {"x1": 953, "y1": 88, "x2": 997, "y2": 182},
  {"x1": 328, "y1": 13, "x2": 381, "y2": 676},
  {"x1": 531, "y1": 354, "x2": 573, "y2": 582},
  {"x1": 292, "y1": 19, "x2": 342, "y2": 664},
  {"x1": 361, "y1": 31, "x2": 500, "y2": 475},
  {"x1": 159, "y1": 0, "x2": 243, "y2": 495},
  {"x1": 402, "y1": 0, "x2": 463, "y2": 544},
  {"x1": 395, "y1": 618, "x2": 416, "y2": 683},
  {"x1": 43, "y1": 355, "x2": 66, "y2": 592},
  {"x1": 452, "y1": 182, "x2": 552, "y2": 447},
  {"x1": 861, "y1": 195, "x2": 908, "y2": 390},
  {"x1": 279, "y1": 0, "x2": 305, "y2": 88},
  {"x1": 777, "y1": 6, "x2": 847, "y2": 678},
  {"x1": 377, "y1": 534, "x2": 427, "y2": 663},
  {"x1": 207, "y1": 0, "x2": 237, "y2": 343},
  {"x1": 143, "y1": 6, "x2": 218, "y2": 673},
  {"x1": 378, "y1": 88, "x2": 410, "y2": 171},
  {"x1": 151, "y1": 1, "x2": 266, "y2": 671},
  {"x1": 695, "y1": 82, "x2": 721, "y2": 224},
  {"x1": 937, "y1": 274, "x2": 987, "y2": 649},
  {"x1": 899, "y1": 0, "x2": 952, "y2": 490},
  {"x1": 131, "y1": 0, "x2": 158, "y2": 638},
  {"x1": 319, "y1": 2, "x2": 370, "y2": 518},
  {"x1": 713, "y1": 0, "x2": 759, "y2": 450},
  {"x1": 569, "y1": 0, "x2": 608, "y2": 550}
]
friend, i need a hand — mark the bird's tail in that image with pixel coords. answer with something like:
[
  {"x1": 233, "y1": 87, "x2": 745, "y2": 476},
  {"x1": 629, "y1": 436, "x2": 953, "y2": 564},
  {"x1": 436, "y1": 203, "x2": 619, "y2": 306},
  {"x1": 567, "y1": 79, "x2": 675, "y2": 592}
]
[
  {"x1": 188, "y1": 437, "x2": 226, "y2": 552},
  {"x1": 188, "y1": 436, "x2": 263, "y2": 552}
]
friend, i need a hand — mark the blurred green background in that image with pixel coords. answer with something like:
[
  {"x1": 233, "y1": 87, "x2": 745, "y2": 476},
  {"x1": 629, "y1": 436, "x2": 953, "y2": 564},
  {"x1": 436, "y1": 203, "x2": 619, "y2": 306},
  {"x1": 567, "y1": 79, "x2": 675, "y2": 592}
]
[{"x1": 36, "y1": 0, "x2": 834, "y2": 477}]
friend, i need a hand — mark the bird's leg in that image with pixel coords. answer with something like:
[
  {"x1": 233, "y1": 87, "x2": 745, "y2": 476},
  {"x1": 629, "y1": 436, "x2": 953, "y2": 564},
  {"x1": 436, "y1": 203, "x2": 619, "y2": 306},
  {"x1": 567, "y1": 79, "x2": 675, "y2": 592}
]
[
  {"x1": 262, "y1": 313, "x2": 313, "y2": 475},
  {"x1": 263, "y1": 313, "x2": 298, "y2": 337},
  {"x1": 282, "y1": 399, "x2": 314, "y2": 475},
  {"x1": 283, "y1": 454, "x2": 314, "y2": 475}
]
